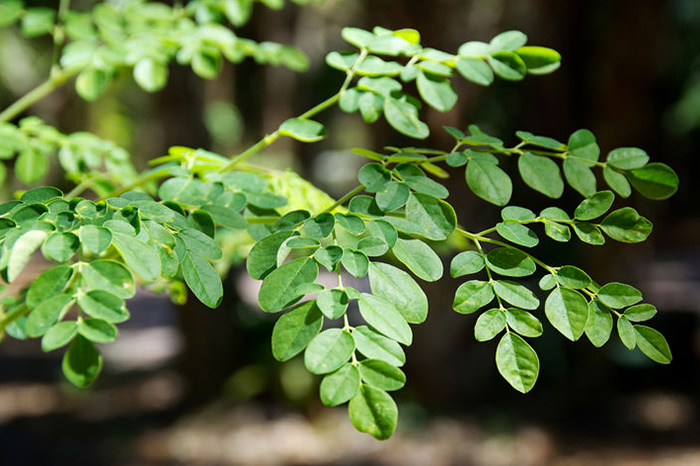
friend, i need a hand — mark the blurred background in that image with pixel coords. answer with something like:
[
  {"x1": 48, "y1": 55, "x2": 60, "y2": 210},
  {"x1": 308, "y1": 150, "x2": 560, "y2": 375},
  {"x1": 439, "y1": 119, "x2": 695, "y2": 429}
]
[{"x1": 1, "y1": 0, "x2": 700, "y2": 464}]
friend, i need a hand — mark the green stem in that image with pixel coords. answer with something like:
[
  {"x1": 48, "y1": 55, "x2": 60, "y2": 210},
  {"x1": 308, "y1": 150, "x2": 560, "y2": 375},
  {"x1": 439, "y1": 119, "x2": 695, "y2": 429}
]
[
  {"x1": 51, "y1": 0, "x2": 72, "y2": 76},
  {"x1": 102, "y1": 169, "x2": 169, "y2": 199},
  {"x1": 64, "y1": 177, "x2": 96, "y2": 201},
  {"x1": 321, "y1": 184, "x2": 365, "y2": 213},
  {"x1": 0, "y1": 305, "x2": 29, "y2": 334},
  {"x1": 217, "y1": 132, "x2": 281, "y2": 173},
  {"x1": 0, "y1": 68, "x2": 78, "y2": 124}
]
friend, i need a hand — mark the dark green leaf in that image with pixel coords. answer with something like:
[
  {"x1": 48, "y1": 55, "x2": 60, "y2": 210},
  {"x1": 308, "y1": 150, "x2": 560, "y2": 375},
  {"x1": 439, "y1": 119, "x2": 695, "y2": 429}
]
[
  {"x1": 62, "y1": 335, "x2": 102, "y2": 388},
  {"x1": 556, "y1": 265, "x2": 592, "y2": 289},
  {"x1": 81, "y1": 260, "x2": 135, "y2": 299},
  {"x1": 600, "y1": 207, "x2": 653, "y2": 243},
  {"x1": 626, "y1": 163, "x2": 679, "y2": 200},
  {"x1": 313, "y1": 245, "x2": 343, "y2": 272},
  {"x1": 317, "y1": 289, "x2": 348, "y2": 320},
  {"x1": 258, "y1": 257, "x2": 318, "y2": 312},
  {"x1": 78, "y1": 318, "x2": 118, "y2": 343},
  {"x1": 26, "y1": 294, "x2": 74, "y2": 338},
  {"x1": 357, "y1": 236, "x2": 389, "y2": 257},
  {"x1": 359, "y1": 359, "x2": 406, "y2": 391},
  {"x1": 404, "y1": 193, "x2": 456, "y2": 241},
  {"x1": 603, "y1": 166, "x2": 632, "y2": 197},
  {"x1": 247, "y1": 231, "x2": 296, "y2": 280},
  {"x1": 358, "y1": 163, "x2": 391, "y2": 193},
  {"x1": 348, "y1": 385, "x2": 398, "y2": 440},
  {"x1": 568, "y1": 129, "x2": 600, "y2": 161},
  {"x1": 78, "y1": 290, "x2": 129, "y2": 323},
  {"x1": 563, "y1": 157, "x2": 597, "y2": 197},
  {"x1": 501, "y1": 206, "x2": 536, "y2": 222},
  {"x1": 496, "y1": 222, "x2": 538, "y2": 248},
  {"x1": 543, "y1": 220, "x2": 571, "y2": 242},
  {"x1": 182, "y1": 252, "x2": 223, "y2": 309},
  {"x1": 303, "y1": 213, "x2": 335, "y2": 239},
  {"x1": 485, "y1": 248, "x2": 536, "y2": 277},
  {"x1": 450, "y1": 250, "x2": 485, "y2": 278},
  {"x1": 341, "y1": 249, "x2": 369, "y2": 278},
  {"x1": 271, "y1": 300, "x2": 323, "y2": 361},
  {"x1": 585, "y1": 300, "x2": 613, "y2": 347},
  {"x1": 26, "y1": 265, "x2": 73, "y2": 309},
  {"x1": 466, "y1": 152, "x2": 512, "y2": 206},
  {"x1": 41, "y1": 232, "x2": 79, "y2": 262},
  {"x1": 79, "y1": 225, "x2": 112, "y2": 254},
  {"x1": 573, "y1": 223, "x2": 605, "y2": 245},
  {"x1": 574, "y1": 191, "x2": 614, "y2": 221}
]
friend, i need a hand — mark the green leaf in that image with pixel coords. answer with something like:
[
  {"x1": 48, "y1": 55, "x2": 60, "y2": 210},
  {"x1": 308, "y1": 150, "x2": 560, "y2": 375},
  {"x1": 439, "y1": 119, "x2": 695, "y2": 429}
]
[
  {"x1": 506, "y1": 308, "x2": 543, "y2": 338},
  {"x1": 545, "y1": 287, "x2": 589, "y2": 341},
  {"x1": 0, "y1": 0, "x2": 23, "y2": 28},
  {"x1": 81, "y1": 260, "x2": 135, "y2": 299},
  {"x1": 573, "y1": 223, "x2": 605, "y2": 245},
  {"x1": 133, "y1": 58, "x2": 168, "y2": 93},
  {"x1": 450, "y1": 250, "x2": 485, "y2": 278},
  {"x1": 396, "y1": 163, "x2": 449, "y2": 199},
  {"x1": 20, "y1": 187, "x2": 62, "y2": 203},
  {"x1": 110, "y1": 232, "x2": 161, "y2": 282},
  {"x1": 26, "y1": 265, "x2": 73, "y2": 309},
  {"x1": 16, "y1": 147, "x2": 48, "y2": 184},
  {"x1": 182, "y1": 252, "x2": 223, "y2": 309},
  {"x1": 455, "y1": 58, "x2": 494, "y2": 86},
  {"x1": 543, "y1": 220, "x2": 571, "y2": 242},
  {"x1": 516, "y1": 131, "x2": 565, "y2": 150},
  {"x1": 391, "y1": 237, "x2": 443, "y2": 282},
  {"x1": 359, "y1": 359, "x2": 406, "y2": 391},
  {"x1": 606, "y1": 147, "x2": 649, "y2": 170},
  {"x1": 78, "y1": 290, "x2": 129, "y2": 323},
  {"x1": 634, "y1": 325, "x2": 672, "y2": 364},
  {"x1": 368, "y1": 262, "x2": 428, "y2": 324},
  {"x1": 348, "y1": 195, "x2": 383, "y2": 217},
  {"x1": 453, "y1": 280, "x2": 494, "y2": 314},
  {"x1": 600, "y1": 207, "x2": 653, "y2": 243},
  {"x1": 279, "y1": 118, "x2": 326, "y2": 143},
  {"x1": 356, "y1": 56, "x2": 403, "y2": 77},
  {"x1": 490, "y1": 30, "x2": 528, "y2": 51},
  {"x1": 597, "y1": 282, "x2": 642, "y2": 309},
  {"x1": 517, "y1": 152, "x2": 564, "y2": 198},
  {"x1": 258, "y1": 257, "x2": 319, "y2": 312},
  {"x1": 21, "y1": 7, "x2": 55, "y2": 37},
  {"x1": 353, "y1": 326, "x2": 406, "y2": 367},
  {"x1": 374, "y1": 182, "x2": 408, "y2": 212},
  {"x1": 368, "y1": 220, "x2": 398, "y2": 248},
  {"x1": 201, "y1": 204, "x2": 248, "y2": 230},
  {"x1": 192, "y1": 49, "x2": 221, "y2": 79},
  {"x1": 41, "y1": 232, "x2": 79, "y2": 262},
  {"x1": 617, "y1": 316, "x2": 637, "y2": 350},
  {"x1": 358, "y1": 76, "x2": 402, "y2": 97},
  {"x1": 357, "y1": 236, "x2": 389, "y2": 257},
  {"x1": 485, "y1": 248, "x2": 536, "y2": 277},
  {"x1": 603, "y1": 166, "x2": 632, "y2": 197},
  {"x1": 404, "y1": 193, "x2": 456, "y2": 241},
  {"x1": 316, "y1": 289, "x2": 348, "y2": 320},
  {"x1": 574, "y1": 191, "x2": 614, "y2": 221},
  {"x1": 496, "y1": 222, "x2": 538, "y2": 248},
  {"x1": 624, "y1": 304, "x2": 657, "y2": 322},
  {"x1": 247, "y1": 231, "x2": 296, "y2": 280},
  {"x1": 474, "y1": 309, "x2": 506, "y2": 342},
  {"x1": 489, "y1": 51, "x2": 527, "y2": 81},
  {"x1": 563, "y1": 158, "x2": 597, "y2": 197},
  {"x1": 495, "y1": 333, "x2": 539, "y2": 393},
  {"x1": 416, "y1": 71, "x2": 457, "y2": 112},
  {"x1": 320, "y1": 364, "x2": 360, "y2": 406},
  {"x1": 78, "y1": 318, "x2": 117, "y2": 343},
  {"x1": 493, "y1": 280, "x2": 539, "y2": 310},
  {"x1": 626, "y1": 163, "x2": 679, "y2": 200},
  {"x1": 539, "y1": 274, "x2": 557, "y2": 291},
  {"x1": 383, "y1": 98, "x2": 429, "y2": 139},
  {"x1": 179, "y1": 228, "x2": 222, "y2": 260},
  {"x1": 42, "y1": 321, "x2": 78, "y2": 352},
  {"x1": 6, "y1": 229, "x2": 48, "y2": 283},
  {"x1": 556, "y1": 265, "x2": 592, "y2": 289},
  {"x1": 466, "y1": 152, "x2": 512, "y2": 206},
  {"x1": 79, "y1": 225, "x2": 112, "y2": 254},
  {"x1": 358, "y1": 92, "x2": 383, "y2": 123},
  {"x1": 313, "y1": 245, "x2": 343, "y2": 272},
  {"x1": 335, "y1": 213, "x2": 366, "y2": 235},
  {"x1": 341, "y1": 249, "x2": 369, "y2": 278},
  {"x1": 349, "y1": 385, "x2": 398, "y2": 440},
  {"x1": 358, "y1": 293, "x2": 412, "y2": 345},
  {"x1": 515, "y1": 46, "x2": 561, "y2": 74},
  {"x1": 76, "y1": 68, "x2": 111, "y2": 101},
  {"x1": 303, "y1": 213, "x2": 335, "y2": 239},
  {"x1": 304, "y1": 328, "x2": 355, "y2": 374},
  {"x1": 271, "y1": 300, "x2": 323, "y2": 361},
  {"x1": 26, "y1": 294, "x2": 74, "y2": 338},
  {"x1": 585, "y1": 300, "x2": 613, "y2": 347},
  {"x1": 358, "y1": 163, "x2": 391, "y2": 193},
  {"x1": 568, "y1": 129, "x2": 600, "y2": 161},
  {"x1": 61, "y1": 335, "x2": 102, "y2": 388},
  {"x1": 326, "y1": 51, "x2": 359, "y2": 71}
]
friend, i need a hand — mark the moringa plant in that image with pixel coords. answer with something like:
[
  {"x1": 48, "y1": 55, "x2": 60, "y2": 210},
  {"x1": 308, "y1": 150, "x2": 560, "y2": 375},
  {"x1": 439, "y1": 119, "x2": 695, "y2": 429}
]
[{"x1": 0, "y1": 0, "x2": 679, "y2": 440}]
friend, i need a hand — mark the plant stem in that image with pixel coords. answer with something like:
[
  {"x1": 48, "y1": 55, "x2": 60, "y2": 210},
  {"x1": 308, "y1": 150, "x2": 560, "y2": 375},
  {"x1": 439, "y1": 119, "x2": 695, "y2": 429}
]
[
  {"x1": 217, "y1": 132, "x2": 281, "y2": 173},
  {"x1": 51, "y1": 0, "x2": 72, "y2": 76},
  {"x1": 321, "y1": 184, "x2": 365, "y2": 213},
  {"x1": 0, "y1": 68, "x2": 78, "y2": 124},
  {"x1": 64, "y1": 177, "x2": 96, "y2": 201}
]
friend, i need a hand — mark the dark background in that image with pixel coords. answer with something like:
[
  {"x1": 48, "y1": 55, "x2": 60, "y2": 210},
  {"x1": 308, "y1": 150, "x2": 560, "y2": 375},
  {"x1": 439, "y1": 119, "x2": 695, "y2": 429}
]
[{"x1": 0, "y1": 0, "x2": 699, "y2": 464}]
